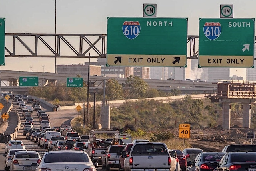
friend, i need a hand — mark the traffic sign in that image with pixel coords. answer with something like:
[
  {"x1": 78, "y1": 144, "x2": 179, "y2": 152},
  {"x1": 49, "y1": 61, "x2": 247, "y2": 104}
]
[
  {"x1": 179, "y1": 124, "x2": 190, "y2": 139},
  {"x1": 107, "y1": 17, "x2": 188, "y2": 67},
  {"x1": 76, "y1": 105, "x2": 82, "y2": 112},
  {"x1": 0, "y1": 18, "x2": 5, "y2": 66},
  {"x1": 19, "y1": 77, "x2": 38, "y2": 86},
  {"x1": 0, "y1": 103, "x2": 4, "y2": 110},
  {"x1": 1, "y1": 113, "x2": 9, "y2": 119},
  {"x1": 199, "y1": 18, "x2": 255, "y2": 68},
  {"x1": 67, "y1": 78, "x2": 83, "y2": 87},
  {"x1": 220, "y1": 4, "x2": 233, "y2": 18},
  {"x1": 143, "y1": 4, "x2": 157, "y2": 17},
  {"x1": 5, "y1": 95, "x2": 9, "y2": 101}
]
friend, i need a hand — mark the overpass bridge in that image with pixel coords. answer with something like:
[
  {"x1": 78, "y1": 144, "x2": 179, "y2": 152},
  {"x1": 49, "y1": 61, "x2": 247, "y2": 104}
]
[{"x1": 0, "y1": 70, "x2": 217, "y2": 94}]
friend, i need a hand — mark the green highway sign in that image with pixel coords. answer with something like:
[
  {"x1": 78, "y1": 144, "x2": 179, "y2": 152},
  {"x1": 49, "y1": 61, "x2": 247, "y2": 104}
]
[
  {"x1": 67, "y1": 78, "x2": 83, "y2": 87},
  {"x1": 19, "y1": 77, "x2": 38, "y2": 86},
  {"x1": 107, "y1": 17, "x2": 188, "y2": 67},
  {"x1": 0, "y1": 18, "x2": 5, "y2": 66},
  {"x1": 199, "y1": 18, "x2": 255, "y2": 68}
]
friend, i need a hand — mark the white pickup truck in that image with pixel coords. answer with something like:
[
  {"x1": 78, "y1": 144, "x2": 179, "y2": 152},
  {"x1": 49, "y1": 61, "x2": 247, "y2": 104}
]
[{"x1": 123, "y1": 142, "x2": 174, "y2": 171}]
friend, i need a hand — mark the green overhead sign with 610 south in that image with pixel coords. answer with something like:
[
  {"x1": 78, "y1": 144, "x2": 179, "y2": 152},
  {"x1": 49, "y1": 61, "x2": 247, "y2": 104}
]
[
  {"x1": 107, "y1": 17, "x2": 188, "y2": 67},
  {"x1": 199, "y1": 18, "x2": 255, "y2": 68}
]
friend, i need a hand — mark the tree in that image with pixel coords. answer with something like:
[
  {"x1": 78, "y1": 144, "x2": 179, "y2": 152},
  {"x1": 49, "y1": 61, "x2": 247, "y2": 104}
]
[
  {"x1": 106, "y1": 79, "x2": 123, "y2": 100},
  {"x1": 124, "y1": 76, "x2": 149, "y2": 99}
]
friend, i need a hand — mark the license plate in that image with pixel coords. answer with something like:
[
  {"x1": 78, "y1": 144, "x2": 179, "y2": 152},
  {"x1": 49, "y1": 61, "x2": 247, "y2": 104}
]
[
  {"x1": 23, "y1": 166, "x2": 32, "y2": 170},
  {"x1": 249, "y1": 169, "x2": 256, "y2": 171}
]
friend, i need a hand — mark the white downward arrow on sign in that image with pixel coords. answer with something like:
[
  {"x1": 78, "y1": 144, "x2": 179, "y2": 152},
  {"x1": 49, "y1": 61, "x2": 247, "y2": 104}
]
[{"x1": 242, "y1": 44, "x2": 250, "y2": 52}]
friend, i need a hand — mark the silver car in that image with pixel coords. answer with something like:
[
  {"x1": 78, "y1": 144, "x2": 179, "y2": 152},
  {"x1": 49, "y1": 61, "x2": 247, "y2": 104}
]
[
  {"x1": 37, "y1": 150, "x2": 96, "y2": 171},
  {"x1": 5, "y1": 149, "x2": 27, "y2": 170},
  {"x1": 10, "y1": 151, "x2": 41, "y2": 171}
]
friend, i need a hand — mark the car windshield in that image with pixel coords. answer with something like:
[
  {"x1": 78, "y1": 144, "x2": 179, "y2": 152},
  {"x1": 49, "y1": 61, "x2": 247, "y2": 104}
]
[
  {"x1": 16, "y1": 153, "x2": 39, "y2": 158},
  {"x1": 44, "y1": 153, "x2": 89, "y2": 163}
]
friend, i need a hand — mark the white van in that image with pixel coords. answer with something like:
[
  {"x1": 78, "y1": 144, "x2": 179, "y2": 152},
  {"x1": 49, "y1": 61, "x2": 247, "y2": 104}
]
[{"x1": 43, "y1": 131, "x2": 61, "y2": 149}]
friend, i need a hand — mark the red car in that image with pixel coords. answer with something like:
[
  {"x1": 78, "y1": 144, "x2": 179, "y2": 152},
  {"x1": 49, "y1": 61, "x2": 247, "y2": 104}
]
[
  {"x1": 169, "y1": 149, "x2": 187, "y2": 171},
  {"x1": 119, "y1": 143, "x2": 134, "y2": 170}
]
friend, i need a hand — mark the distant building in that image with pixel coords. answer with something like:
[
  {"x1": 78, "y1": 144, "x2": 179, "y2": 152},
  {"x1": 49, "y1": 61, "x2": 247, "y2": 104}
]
[
  {"x1": 57, "y1": 64, "x2": 101, "y2": 76},
  {"x1": 246, "y1": 61, "x2": 256, "y2": 81}
]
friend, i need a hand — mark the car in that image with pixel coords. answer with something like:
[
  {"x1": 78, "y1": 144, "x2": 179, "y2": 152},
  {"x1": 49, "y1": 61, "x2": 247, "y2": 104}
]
[
  {"x1": 194, "y1": 152, "x2": 225, "y2": 171},
  {"x1": 34, "y1": 104, "x2": 41, "y2": 111},
  {"x1": 65, "y1": 132, "x2": 80, "y2": 141},
  {"x1": 5, "y1": 149, "x2": 27, "y2": 171},
  {"x1": 48, "y1": 136, "x2": 65, "y2": 150},
  {"x1": 40, "y1": 120, "x2": 50, "y2": 129},
  {"x1": 23, "y1": 122, "x2": 33, "y2": 129},
  {"x1": 54, "y1": 140, "x2": 66, "y2": 151},
  {"x1": 65, "y1": 139, "x2": 76, "y2": 150},
  {"x1": 102, "y1": 145, "x2": 125, "y2": 170},
  {"x1": 37, "y1": 110, "x2": 46, "y2": 117},
  {"x1": 10, "y1": 151, "x2": 41, "y2": 171},
  {"x1": 216, "y1": 152, "x2": 256, "y2": 171},
  {"x1": 222, "y1": 144, "x2": 256, "y2": 153},
  {"x1": 182, "y1": 148, "x2": 203, "y2": 167},
  {"x1": 169, "y1": 149, "x2": 187, "y2": 171},
  {"x1": 37, "y1": 150, "x2": 96, "y2": 171},
  {"x1": 119, "y1": 143, "x2": 134, "y2": 170},
  {"x1": 25, "y1": 116, "x2": 34, "y2": 124},
  {"x1": 31, "y1": 131, "x2": 41, "y2": 142},
  {"x1": 26, "y1": 106, "x2": 34, "y2": 112},
  {"x1": 80, "y1": 135, "x2": 90, "y2": 141},
  {"x1": 73, "y1": 142, "x2": 88, "y2": 151},
  {"x1": 5, "y1": 140, "x2": 25, "y2": 154}
]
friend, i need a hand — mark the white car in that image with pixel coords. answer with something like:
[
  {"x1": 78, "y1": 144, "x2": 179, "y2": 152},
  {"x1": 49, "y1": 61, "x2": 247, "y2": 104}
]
[
  {"x1": 10, "y1": 151, "x2": 41, "y2": 171},
  {"x1": 34, "y1": 104, "x2": 41, "y2": 111},
  {"x1": 37, "y1": 151, "x2": 96, "y2": 171},
  {"x1": 5, "y1": 149, "x2": 27, "y2": 170},
  {"x1": 5, "y1": 140, "x2": 25, "y2": 154}
]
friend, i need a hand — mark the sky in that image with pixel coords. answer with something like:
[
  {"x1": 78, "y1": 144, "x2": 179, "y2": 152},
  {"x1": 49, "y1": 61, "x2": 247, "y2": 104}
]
[{"x1": 0, "y1": 0, "x2": 256, "y2": 73}]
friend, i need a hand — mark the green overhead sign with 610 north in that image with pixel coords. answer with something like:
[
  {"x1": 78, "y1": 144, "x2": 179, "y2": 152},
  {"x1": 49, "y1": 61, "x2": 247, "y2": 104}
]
[
  {"x1": 199, "y1": 18, "x2": 255, "y2": 68},
  {"x1": 107, "y1": 17, "x2": 188, "y2": 67}
]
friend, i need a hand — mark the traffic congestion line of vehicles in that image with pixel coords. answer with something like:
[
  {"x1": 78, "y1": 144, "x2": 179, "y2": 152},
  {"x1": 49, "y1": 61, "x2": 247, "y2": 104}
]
[{"x1": 4, "y1": 94, "x2": 256, "y2": 171}]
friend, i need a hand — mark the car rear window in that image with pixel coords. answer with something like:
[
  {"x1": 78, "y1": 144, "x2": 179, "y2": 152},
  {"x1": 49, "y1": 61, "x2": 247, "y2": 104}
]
[
  {"x1": 10, "y1": 150, "x2": 26, "y2": 155},
  {"x1": 11, "y1": 141, "x2": 21, "y2": 145},
  {"x1": 51, "y1": 136, "x2": 64, "y2": 141},
  {"x1": 226, "y1": 145, "x2": 256, "y2": 152},
  {"x1": 186, "y1": 149, "x2": 202, "y2": 154},
  {"x1": 67, "y1": 133, "x2": 79, "y2": 137},
  {"x1": 16, "y1": 153, "x2": 39, "y2": 158},
  {"x1": 44, "y1": 153, "x2": 89, "y2": 163},
  {"x1": 131, "y1": 144, "x2": 168, "y2": 155},
  {"x1": 81, "y1": 135, "x2": 89, "y2": 139},
  {"x1": 202, "y1": 153, "x2": 225, "y2": 162},
  {"x1": 231, "y1": 153, "x2": 256, "y2": 162},
  {"x1": 76, "y1": 143, "x2": 84, "y2": 147},
  {"x1": 42, "y1": 120, "x2": 49, "y2": 123}
]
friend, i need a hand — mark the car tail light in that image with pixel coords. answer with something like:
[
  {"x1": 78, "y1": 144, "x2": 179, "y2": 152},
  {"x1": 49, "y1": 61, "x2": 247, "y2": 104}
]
[
  {"x1": 45, "y1": 139, "x2": 47, "y2": 142},
  {"x1": 65, "y1": 146, "x2": 68, "y2": 150},
  {"x1": 74, "y1": 147, "x2": 79, "y2": 150},
  {"x1": 41, "y1": 168, "x2": 51, "y2": 171},
  {"x1": 50, "y1": 141, "x2": 52, "y2": 144},
  {"x1": 21, "y1": 143, "x2": 23, "y2": 146},
  {"x1": 37, "y1": 159, "x2": 41, "y2": 164},
  {"x1": 186, "y1": 154, "x2": 190, "y2": 158},
  {"x1": 129, "y1": 157, "x2": 133, "y2": 165},
  {"x1": 107, "y1": 154, "x2": 111, "y2": 158},
  {"x1": 58, "y1": 146, "x2": 61, "y2": 149},
  {"x1": 9, "y1": 144, "x2": 12, "y2": 146},
  {"x1": 126, "y1": 154, "x2": 129, "y2": 157},
  {"x1": 200, "y1": 164, "x2": 212, "y2": 169},
  {"x1": 92, "y1": 150, "x2": 95, "y2": 154},
  {"x1": 13, "y1": 160, "x2": 19, "y2": 164},
  {"x1": 230, "y1": 165, "x2": 241, "y2": 170},
  {"x1": 168, "y1": 157, "x2": 171, "y2": 165}
]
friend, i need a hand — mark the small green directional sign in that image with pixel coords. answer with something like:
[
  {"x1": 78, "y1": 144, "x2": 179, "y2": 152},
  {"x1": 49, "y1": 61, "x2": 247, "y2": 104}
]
[
  {"x1": 19, "y1": 77, "x2": 38, "y2": 86},
  {"x1": 67, "y1": 78, "x2": 83, "y2": 87}
]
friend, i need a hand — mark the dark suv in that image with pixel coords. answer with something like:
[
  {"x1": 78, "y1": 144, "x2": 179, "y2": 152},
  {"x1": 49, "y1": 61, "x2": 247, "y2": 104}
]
[{"x1": 222, "y1": 144, "x2": 256, "y2": 152}]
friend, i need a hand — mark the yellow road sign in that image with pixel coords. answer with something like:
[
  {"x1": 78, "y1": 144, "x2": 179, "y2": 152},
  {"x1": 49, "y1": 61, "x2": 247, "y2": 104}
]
[
  {"x1": 0, "y1": 103, "x2": 4, "y2": 110},
  {"x1": 5, "y1": 95, "x2": 10, "y2": 101},
  {"x1": 76, "y1": 105, "x2": 82, "y2": 111},
  {"x1": 1, "y1": 113, "x2": 9, "y2": 119},
  {"x1": 179, "y1": 124, "x2": 190, "y2": 139}
]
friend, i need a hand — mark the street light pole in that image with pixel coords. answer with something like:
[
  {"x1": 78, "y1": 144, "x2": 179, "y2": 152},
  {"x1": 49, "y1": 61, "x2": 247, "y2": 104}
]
[
  {"x1": 86, "y1": 54, "x2": 90, "y2": 125},
  {"x1": 54, "y1": 0, "x2": 57, "y2": 73}
]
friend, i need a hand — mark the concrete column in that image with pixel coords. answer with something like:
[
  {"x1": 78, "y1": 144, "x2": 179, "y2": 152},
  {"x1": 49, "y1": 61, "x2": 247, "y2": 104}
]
[
  {"x1": 101, "y1": 104, "x2": 110, "y2": 129},
  {"x1": 242, "y1": 103, "x2": 251, "y2": 128},
  {"x1": 222, "y1": 102, "x2": 231, "y2": 130}
]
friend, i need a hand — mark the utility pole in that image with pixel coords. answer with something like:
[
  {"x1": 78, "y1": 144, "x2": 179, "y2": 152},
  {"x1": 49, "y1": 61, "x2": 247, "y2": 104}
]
[
  {"x1": 86, "y1": 54, "x2": 90, "y2": 124},
  {"x1": 93, "y1": 92, "x2": 96, "y2": 129},
  {"x1": 54, "y1": 0, "x2": 57, "y2": 73}
]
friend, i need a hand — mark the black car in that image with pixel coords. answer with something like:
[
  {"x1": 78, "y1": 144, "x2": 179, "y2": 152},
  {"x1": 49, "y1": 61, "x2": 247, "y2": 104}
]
[
  {"x1": 65, "y1": 139, "x2": 76, "y2": 150},
  {"x1": 216, "y1": 152, "x2": 256, "y2": 171},
  {"x1": 222, "y1": 144, "x2": 256, "y2": 152},
  {"x1": 73, "y1": 142, "x2": 87, "y2": 151},
  {"x1": 194, "y1": 152, "x2": 225, "y2": 171},
  {"x1": 183, "y1": 148, "x2": 203, "y2": 166}
]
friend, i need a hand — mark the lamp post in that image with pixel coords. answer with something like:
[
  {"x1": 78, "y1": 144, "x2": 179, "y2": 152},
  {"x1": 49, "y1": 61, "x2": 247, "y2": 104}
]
[{"x1": 54, "y1": 0, "x2": 57, "y2": 73}]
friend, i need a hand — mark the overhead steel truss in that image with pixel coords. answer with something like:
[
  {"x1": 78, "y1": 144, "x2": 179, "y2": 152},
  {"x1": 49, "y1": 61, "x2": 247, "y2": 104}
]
[{"x1": 4, "y1": 33, "x2": 198, "y2": 59}]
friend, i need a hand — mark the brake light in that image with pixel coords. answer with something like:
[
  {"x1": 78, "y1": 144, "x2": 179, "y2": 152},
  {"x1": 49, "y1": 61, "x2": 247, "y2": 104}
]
[
  {"x1": 200, "y1": 164, "x2": 212, "y2": 169},
  {"x1": 45, "y1": 139, "x2": 47, "y2": 142},
  {"x1": 74, "y1": 147, "x2": 79, "y2": 150},
  {"x1": 37, "y1": 159, "x2": 41, "y2": 164},
  {"x1": 186, "y1": 154, "x2": 190, "y2": 158},
  {"x1": 65, "y1": 146, "x2": 68, "y2": 149},
  {"x1": 13, "y1": 160, "x2": 19, "y2": 164},
  {"x1": 126, "y1": 154, "x2": 129, "y2": 157},
  {"x1": 129, "y1": 157, "x2": 133, "y2": 165},
  {"x1": 9, "y1": 144, "x2": 12, "y2": 146},
  {"x1": 107, "y1": 154, "x2": 111, "y2": 158},
  {"x1": 168, "y1": 157, "x2": 171, "y2": 165},
  {"x1": 92, "y1": 150, "x2": 95, "y2": 154},
  {"x1": 21, "y1": 144, "x2": 23, "y2": 146},
  {"x1": 230, "y1": 165, "x2": 241, "y2": 170}
]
